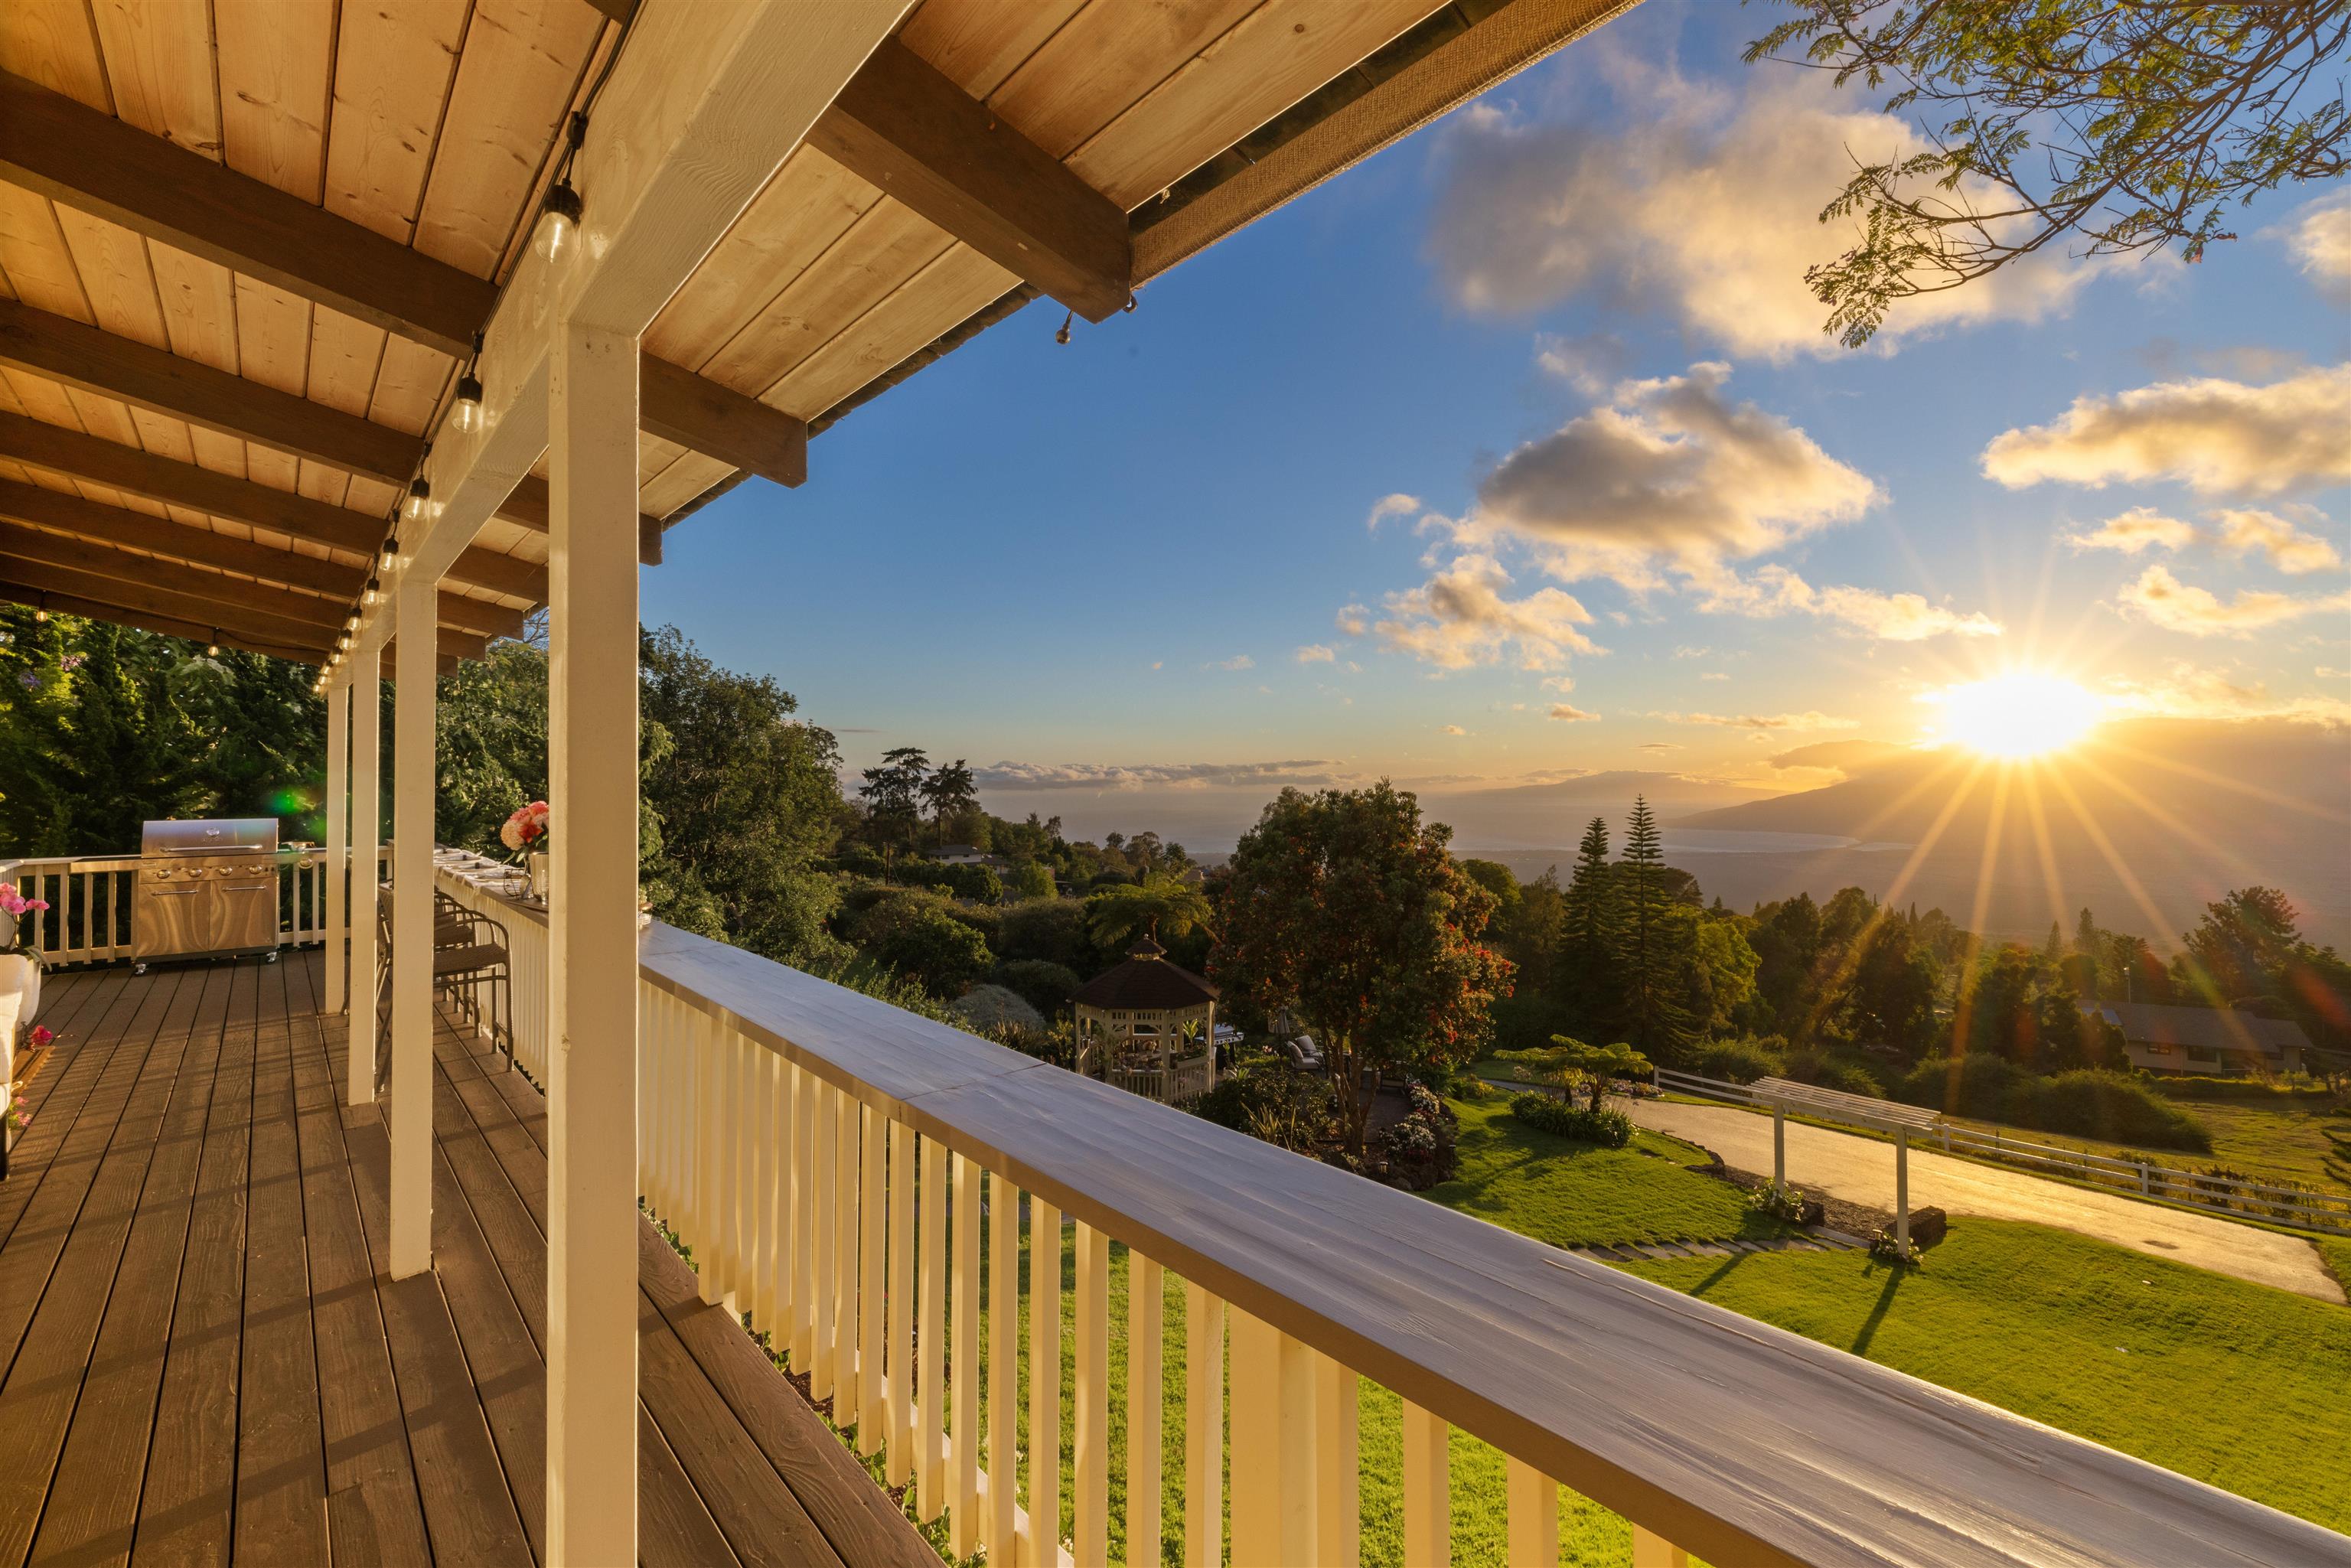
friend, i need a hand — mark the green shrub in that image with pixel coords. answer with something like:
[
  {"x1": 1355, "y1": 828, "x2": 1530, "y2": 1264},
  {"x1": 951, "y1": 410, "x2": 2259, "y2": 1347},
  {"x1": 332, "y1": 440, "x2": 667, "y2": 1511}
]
[
  {"x1": 2150, "y1": 1074, "x2": 2339, "y2": 1103},
  {"x1": 1691, "y1": 1036, "x2": 1785, "y2": 1084},
  {"x1": 853, "y1": 893, "x2": 995, "y2": 995},
  {"x1": 1185, "y1": 1065, "x2": 1336, "y2": 1155},
  {"x1": 1489, "y1": 992, "x2": 1578, "y2": 1055},
  {"x1": 1783, "y1": 1048, "x2": 1886, "y2": 1098},
  {"x1": 996, "y1": 897, "x2": 1095, "y2": 968},
  {"x1": 1895, "y1": 1058, "x2": 2212, "y2": 1153},
  {"x1": 1508, "y1": 1092, "x2": 1635, "y2": 1149},
  {"x1": 947, "y1": 983, "x2": 1043, "y2": 1033},
  {"x1": 2036, "y1": 1070, "x2": 2212, "y2": 1152},
  {"x1": 993, "y1": 958, "x2": 1080, "y2": 1019}
]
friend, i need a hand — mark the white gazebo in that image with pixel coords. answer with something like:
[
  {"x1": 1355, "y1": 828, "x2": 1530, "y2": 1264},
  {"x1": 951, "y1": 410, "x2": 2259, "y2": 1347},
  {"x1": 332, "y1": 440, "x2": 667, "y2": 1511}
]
[{"x1": 1072, "y1": 935, "x2": 1218, "y2": 1103}]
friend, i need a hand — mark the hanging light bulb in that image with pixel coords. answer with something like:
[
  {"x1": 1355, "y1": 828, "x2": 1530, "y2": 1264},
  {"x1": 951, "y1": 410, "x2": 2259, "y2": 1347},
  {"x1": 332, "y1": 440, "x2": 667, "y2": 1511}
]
[
  {"x1": 1055, "y1": 309, "x2": 1074, "y2": 345},
  {"x1": 363, "y1": 575, "x2": 381, "y2": 606},
  {"x1": 337, "y1": 631, "x2": 352, "y2": 653},
  {"x1": 403, "y1": 476, "x2": 430, "y2": 523},
  {"x1": 344, "y1": 611, "x2": 360, "y2": 633},
  {"x1": 205, "y1": 629, "x2": 221, "y2": 657},
  {"x1": 452, "y1": 367, "x2": 484, "y2": 434},
  {"x1": 536, "y1": 178, "x2": 582, "y2": 265},
  {"x1": 380, "y1": 536, "x2": 399, "y2": 568},
  {"x1": 32, "y1": 593, "x2": 47, "y2": 624}
]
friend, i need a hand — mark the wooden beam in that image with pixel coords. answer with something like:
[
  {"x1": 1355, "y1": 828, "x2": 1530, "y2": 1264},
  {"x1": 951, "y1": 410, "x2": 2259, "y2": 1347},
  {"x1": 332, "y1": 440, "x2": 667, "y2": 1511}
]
[
  {"x1": 809, "y1": 37, "x2": 1130, "y2": 322},
  {"x1": 2, "y1": 70, "x2": 807, "y2": 488},
  {"x1": 0, "y1": 576, "x2": 324, "y2": 664},
  {"x1": 0, "y1": 69, "x2": 493, "y2": 357},
  {"x1": 0, "y1": 298, "x2": 422, "y2": 487},
  {"x1": 0, "y1": 519, "x2": 517, "y2": 640},
  {"x1": 0, "y1": 554, "x2": 336, "y2": 650},
  {"x1": 0, "y1": 478, "x2": 360, "y2": 597},
  {"x1": 640, "y1": 354, "x2": 806, "y2": 487},
  {"x1": 0, "y1": 412, "x2": 548, "y2": 601},
  {"x1": 494, "y1": 474, "x2": 664, "y2": 567}
]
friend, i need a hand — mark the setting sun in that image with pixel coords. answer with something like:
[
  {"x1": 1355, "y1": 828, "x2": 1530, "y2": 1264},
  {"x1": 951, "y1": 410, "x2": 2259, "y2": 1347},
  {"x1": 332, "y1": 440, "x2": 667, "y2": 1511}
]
[{"x1": 1933, "y1": 673, "x2": 2104, "y2": 759}]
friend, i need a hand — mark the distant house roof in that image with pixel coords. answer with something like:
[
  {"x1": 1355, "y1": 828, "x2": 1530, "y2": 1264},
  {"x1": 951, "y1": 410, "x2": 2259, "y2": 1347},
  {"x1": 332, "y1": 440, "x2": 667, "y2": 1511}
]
[
  {"x1": 2083, "y1": 1001, "x2": 2308, "y2": 1058},
  {"x1": 935, "y1": 844, "x2": 983, "y2": 859},
  {"x1": 1071, "y1": 936, "x2": 1219, "y2": 1011}
]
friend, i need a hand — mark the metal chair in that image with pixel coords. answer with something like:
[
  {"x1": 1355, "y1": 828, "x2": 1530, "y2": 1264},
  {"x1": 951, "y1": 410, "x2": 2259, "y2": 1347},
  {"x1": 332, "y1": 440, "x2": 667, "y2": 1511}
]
[{"x1": 373, "y1": 885, "x2": 514, "y2": 1097}]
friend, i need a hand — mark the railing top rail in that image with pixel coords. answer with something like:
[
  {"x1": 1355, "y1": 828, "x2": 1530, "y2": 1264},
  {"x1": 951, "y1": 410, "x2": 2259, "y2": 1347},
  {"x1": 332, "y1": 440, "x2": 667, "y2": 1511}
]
[{"x1": 436, "y1": 856, "x2": 2350, "y2": 1568}]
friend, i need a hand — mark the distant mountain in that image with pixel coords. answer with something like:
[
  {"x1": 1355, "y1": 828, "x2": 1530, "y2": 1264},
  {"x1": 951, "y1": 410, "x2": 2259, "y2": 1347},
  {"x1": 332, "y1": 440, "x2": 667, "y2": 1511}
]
[
  {"x1": 1423, "y1": 770, "x2": 1779, "y2": 852},
  {"x1": 1672, "y1": 719, "x2": 2351, "y2": 947}
]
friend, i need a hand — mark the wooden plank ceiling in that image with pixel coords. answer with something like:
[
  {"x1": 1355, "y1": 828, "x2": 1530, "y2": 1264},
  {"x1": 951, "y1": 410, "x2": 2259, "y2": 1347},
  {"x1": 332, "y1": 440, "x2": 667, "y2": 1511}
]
[{"x1": 0, "y1": 0, "x2": 1469, "y2": 667}]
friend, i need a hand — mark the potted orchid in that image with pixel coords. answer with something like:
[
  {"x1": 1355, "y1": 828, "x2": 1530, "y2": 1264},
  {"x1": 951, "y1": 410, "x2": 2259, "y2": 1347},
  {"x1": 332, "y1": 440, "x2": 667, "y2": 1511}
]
[
  {"x1": 0, "y1": 882, "x2": 51, "y2": 1027},
  {"x1": 501, "y1": 800, "x2": 551, "y2": 898}
]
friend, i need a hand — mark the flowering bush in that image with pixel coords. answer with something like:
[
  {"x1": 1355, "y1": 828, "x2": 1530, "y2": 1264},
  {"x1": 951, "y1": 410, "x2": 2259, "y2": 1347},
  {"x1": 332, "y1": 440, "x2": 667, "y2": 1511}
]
[
  {"x1": 0, "y1": 882, "x2": 51, "y2": 955},
  {"x1": 498, "y1": 800, "x2": 550, "y2": 859},
  {"x1": 28, "y1": 1025, "x2": 52, "y2": 1049}
]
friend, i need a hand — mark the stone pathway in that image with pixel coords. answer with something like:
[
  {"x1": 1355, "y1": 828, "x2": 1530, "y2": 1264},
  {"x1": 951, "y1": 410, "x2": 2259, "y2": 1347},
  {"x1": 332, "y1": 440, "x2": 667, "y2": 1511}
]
[{"x1": 1570, "y1": 1229, "x2": 1870, "y2": 1263}]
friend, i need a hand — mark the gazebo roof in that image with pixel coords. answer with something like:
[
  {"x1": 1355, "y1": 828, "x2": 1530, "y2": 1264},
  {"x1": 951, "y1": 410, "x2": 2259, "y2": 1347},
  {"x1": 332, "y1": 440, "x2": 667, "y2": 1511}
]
[{"x1": 1071, "y1": 936, "x2": 1218, "y2": 1011}]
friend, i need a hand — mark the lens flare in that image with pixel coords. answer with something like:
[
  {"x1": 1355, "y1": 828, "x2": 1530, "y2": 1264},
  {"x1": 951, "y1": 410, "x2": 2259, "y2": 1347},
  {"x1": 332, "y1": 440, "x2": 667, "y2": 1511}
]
[{"x1": 1933, "y1": 673, "x2": 2102, "y2": 759}]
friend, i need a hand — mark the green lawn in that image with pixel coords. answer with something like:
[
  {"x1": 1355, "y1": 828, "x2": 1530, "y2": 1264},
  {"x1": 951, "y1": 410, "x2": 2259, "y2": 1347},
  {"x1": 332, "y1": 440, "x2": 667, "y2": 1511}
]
[
  {"x1": 1622, "y1": 1218, "x2": 2351, "y2": 1534},
  {"x1": 1961, "y1": 1095, "x2": 2351, "y2": 1192},
  {"x1": 1428, "y1": 1094, "x2": 1795, "y2": 1249}
]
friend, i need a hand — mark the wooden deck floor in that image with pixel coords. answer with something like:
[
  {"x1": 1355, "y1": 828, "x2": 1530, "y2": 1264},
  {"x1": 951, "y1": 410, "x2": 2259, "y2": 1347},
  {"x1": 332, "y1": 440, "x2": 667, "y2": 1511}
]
[{"x1": 0, "y1": 950, "x2": 932, "y2": 1568}]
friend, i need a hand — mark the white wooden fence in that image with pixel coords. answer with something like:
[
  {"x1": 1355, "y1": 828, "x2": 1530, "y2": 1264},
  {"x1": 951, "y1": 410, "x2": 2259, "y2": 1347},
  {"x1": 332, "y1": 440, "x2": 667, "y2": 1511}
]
[
  {"x1": 1655, "y1": 1067, "x2": 2351, "y2": 1237},
  {"x1": 413, "y1": 849, "x2": 2351, "y2": 1568}
]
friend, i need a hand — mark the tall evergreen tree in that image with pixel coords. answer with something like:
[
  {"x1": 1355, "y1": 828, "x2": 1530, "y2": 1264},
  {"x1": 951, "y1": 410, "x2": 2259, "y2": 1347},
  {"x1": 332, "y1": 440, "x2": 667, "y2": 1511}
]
[
  {"x1": 857, "y1": 746, "x2": 928, "y2": 872},
  {"x1": 1616, "y1": 796, "x2": 1690, "y2": 1054},
  {"x1": 1559, "y1": 816, "x2": 1622, "y2": 1033}
]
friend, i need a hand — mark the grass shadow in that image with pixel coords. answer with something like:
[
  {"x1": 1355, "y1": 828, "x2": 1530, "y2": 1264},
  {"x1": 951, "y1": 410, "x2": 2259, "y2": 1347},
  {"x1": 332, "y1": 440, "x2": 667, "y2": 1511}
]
[{"x1": 1850, "y1": 1258, "x2": 1911, "y2": 1356}]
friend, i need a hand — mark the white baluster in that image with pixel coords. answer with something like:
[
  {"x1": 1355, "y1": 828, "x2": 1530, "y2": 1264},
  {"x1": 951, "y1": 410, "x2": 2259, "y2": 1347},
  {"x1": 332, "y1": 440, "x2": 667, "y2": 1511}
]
[
  {"x1": 951, "y1": 1153, "x2": 981, "y2": 1556},
  {"x1": 1404, "y1": 1402, "x2": 1449, "y2": 1568},
  {"x1": 886, "y1": 1120, "x2": 915, "y2": 1486},
  {"x1": 1029, "y1": 1198, "x2": 1063, "y2": 1566},
  {"x1": 918, "y1": 1135, "x2": 947, "y2": 1522},
  {"x1": 1128, "y1": 1252, "x2": 1163, "y2": 1568},
  {"x1": 1632, "y1": 1525, "x2": 1691, "y2": 1568},
  {"x1": 859, "y1": 1103, "x2": 887, "y2": 1452},
  {"x1": 986, "y1": 1169, "x2": 1019, "y2": 1564},
  {"x1": 1074, "y1": 1221, "x2": 1110, "y2": 1567},
  {"x1": 1183, "y1": 1280, "x2": 1222, "y2": 1568},
  {"x1": 1316, "y1": 1349, "x2": 1358, "y2": 1565},
  {"x1": 1505, "y1": 1458, "x2": 1559, "y2": 1568}
]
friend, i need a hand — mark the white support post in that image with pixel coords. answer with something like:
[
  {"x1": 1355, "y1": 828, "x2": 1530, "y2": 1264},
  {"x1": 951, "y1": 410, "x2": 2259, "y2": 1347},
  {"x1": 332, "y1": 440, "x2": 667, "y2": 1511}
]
[
  {"x1": 323, "y1": 680, "x2": 348, "y2": 1013},
  {"x1": 1895, "y1": 1128, "x2": 1911, "y2": 1256},
  {"x1": 388, "y1": 582, "x2": 437, "y2": 1279},
  {"x1": 545, "y1": 316, "x2": 641, "y2": 1566},
  {"x1": 1772, "y1": 1103, "x2": 1785, "y2": 1191},
  {"x1": 348, "y1": 664, "x2": 381, "y2": 1106}
]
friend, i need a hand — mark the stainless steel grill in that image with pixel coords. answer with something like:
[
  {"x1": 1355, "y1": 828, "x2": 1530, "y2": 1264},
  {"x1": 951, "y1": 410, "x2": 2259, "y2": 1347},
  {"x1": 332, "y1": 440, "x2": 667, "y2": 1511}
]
[{"x1": 131, "y1": 818, "x2": 282, "y2": 970}]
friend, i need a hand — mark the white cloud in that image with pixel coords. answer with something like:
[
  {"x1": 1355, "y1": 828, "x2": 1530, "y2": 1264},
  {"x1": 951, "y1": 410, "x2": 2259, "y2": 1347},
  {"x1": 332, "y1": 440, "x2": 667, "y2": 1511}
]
[
  {"x1": 1465, "y1": 363, "x2": 1880, "y2": 587},
  {"x1": 1294, "y1": 644, "x2": 1335, "y2": 664},
  {"x1": 1983, "y1": 365, "x2": 2351, "y2": 497},
  {"x1": 975, "y1": 759, "x2": 1343, "y2": 791},
  {"x1": 1427, "y1": 78, "x2": 2092, "y2": 360},
  {"x1": 1649, "y1": 709, "x2": 1859, "y2": 731},
  {"x1": 2101, "y1": 665, "x2": 2351, "y2": 728},
  {"x1": 2281, "y1": 191, "x2": 2351, "y2": 304},
  {"x1": 1368, "y1": 553, "x2": 1603, "y2": 672},
  {"x1": 1335, "y1": 604, "x2": 1369, "y2": 637},
  {"x1": 1365, "y1": 494, "x2": 1420, "y2": 530},
  {"x1": 1439, "y1": 724, "x2": 1469, "y2": 736},
  {"x1": 1700, "y1": 671, "x2": 1729, "y2": 681},
  {"x1": 2115, "y1": 564, "x2": 2351, "y2": 637},
  {"x1": 1541, "y1": 675, "x2": 1576, "y2": 692},
  {"x1": 1636, "y1": 741, "x2": 1682, "y2": 751},
  {"x1": 1211, "y1": 654, "x2": 1255, "y2": 671},
  {"x1": 2209, "y1": 509, "x2": 2343, "y2": 575},
  {"x1": 1699, "y1": 566, "x2": 2001, "y2": 641},
  {"x1": 2067, "y1": 507, "x2": 2196, "y2": 556},
  {"x1": 1547, "y1": 703, "x2": 1599, "y2": 722}
]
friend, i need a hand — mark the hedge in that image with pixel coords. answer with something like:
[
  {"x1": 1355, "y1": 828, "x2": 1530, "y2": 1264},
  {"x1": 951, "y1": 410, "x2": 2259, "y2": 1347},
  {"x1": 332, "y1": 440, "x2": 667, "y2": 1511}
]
[{"x1": 1509, "y1": 1093, "x2": 1635, "y2": 1149}]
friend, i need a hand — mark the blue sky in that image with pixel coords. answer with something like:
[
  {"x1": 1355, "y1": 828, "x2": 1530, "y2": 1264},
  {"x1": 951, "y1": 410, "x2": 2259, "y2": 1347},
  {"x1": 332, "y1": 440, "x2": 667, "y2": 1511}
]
[{"x1": 647, "y1": 2, "x2": 2350, "y2": 842}]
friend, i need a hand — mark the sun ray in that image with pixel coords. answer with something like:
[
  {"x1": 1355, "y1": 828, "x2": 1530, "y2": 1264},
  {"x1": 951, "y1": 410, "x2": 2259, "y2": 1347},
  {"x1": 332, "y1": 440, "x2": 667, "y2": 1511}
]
[
  {"x1": 2085, "y1": 733, "x2": 2351, "y2": 826},
  {"x1": 2017, "y1": 764, "x2": 2074, "y2": 939}
]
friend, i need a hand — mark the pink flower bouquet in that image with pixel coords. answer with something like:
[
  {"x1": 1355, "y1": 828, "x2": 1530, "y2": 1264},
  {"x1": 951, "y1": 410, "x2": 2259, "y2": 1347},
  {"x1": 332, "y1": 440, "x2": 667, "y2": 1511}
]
[{"x1": 499, "y1": 800, "x2": 551, "y2": 862}]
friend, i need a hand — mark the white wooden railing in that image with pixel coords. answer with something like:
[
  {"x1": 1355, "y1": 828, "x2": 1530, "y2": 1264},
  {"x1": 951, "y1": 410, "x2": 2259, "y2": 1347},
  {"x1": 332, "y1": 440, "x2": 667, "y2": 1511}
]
[
  {"x1": 0, "y1": 846, "x2": 388, "y2": 967},
  {"x1": 429, "y1": 849, "x2": 2347, "y2": 1568},
  {"x1": 1655, "y1": 1067, "x2": 2351, "y2": 1237}
]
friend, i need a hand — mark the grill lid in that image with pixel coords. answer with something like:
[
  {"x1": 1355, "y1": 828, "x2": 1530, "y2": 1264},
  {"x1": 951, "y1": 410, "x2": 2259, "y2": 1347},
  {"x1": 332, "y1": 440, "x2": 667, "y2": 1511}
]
[{"x1": 140, "y1": 817, "x2": 279, "y2": 856}]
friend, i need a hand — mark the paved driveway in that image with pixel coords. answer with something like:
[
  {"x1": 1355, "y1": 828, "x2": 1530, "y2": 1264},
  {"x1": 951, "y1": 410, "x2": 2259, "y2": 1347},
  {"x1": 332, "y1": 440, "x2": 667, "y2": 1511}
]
[{"x1": 1627, "y1": 1099, "x2": 2344, "y2": 1303}]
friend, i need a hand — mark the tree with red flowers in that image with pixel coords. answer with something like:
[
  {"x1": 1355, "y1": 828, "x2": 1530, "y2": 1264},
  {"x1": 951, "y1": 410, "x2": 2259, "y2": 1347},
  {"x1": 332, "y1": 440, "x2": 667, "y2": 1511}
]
[{"x1": 1213, "y1": 782, "x2": 1514, "y2": 1156}]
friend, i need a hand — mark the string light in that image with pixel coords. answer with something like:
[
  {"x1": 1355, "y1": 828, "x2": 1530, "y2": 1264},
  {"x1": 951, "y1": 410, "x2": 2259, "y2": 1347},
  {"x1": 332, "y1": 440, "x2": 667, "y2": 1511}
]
[
  {"x1": 344, "y1": 612, "x2": 360, "y2": 633},
  {"x1": 1055, "y1": 309, "x2": 1074, "y2": 345},
  {"x1": 363, "y1": 575, "x2": 381, "y2": 606},
  {"x1": 536, "y1": 113, "x2": 588, "y2": 265},
  {"x1": 380, "y1": 536, "x2": 399, "y2": 568},
  {"x1": 205, "y1": 629, "x2": 221, "y2": 657},
  {"x1": 403, "y1": 475, "x2": 431, "y2": 524},
  {"x1": 31, "y1": 593, "x2": 47, "y2": 624},
  {"x1": 452, "y1": 331, "x2": 485, "y2": 434},
  {"x1": 337, "y1": 631, "x2": 352, "y2": 653}
]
